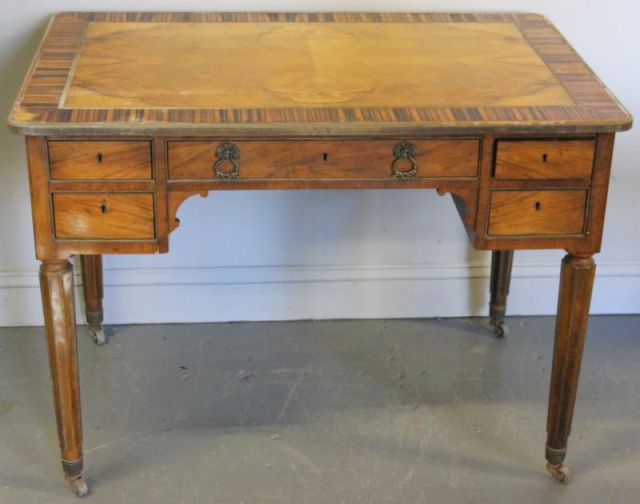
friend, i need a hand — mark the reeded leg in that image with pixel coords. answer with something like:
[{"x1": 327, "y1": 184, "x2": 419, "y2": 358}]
[
  {"x1": 489, "y1": 250, "x2": 514, "y2": 338},
  {"x1": 80, "y1": 255, "x2": 105, "y2": 345},
  {"x1": 40, "y1": 260, "x2": 88, "y2": 496},
  {"x1": 545, "y1": 254, "x2": 596, "y2": 483}
]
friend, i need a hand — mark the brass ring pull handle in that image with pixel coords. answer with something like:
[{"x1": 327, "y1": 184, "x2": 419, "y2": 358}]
[
  {"x1": 213, "y1": 142, "x2": 240, "y2": 180},
  {"x1": 392, "y1": 141, "x2": 418, "y2": 179}
]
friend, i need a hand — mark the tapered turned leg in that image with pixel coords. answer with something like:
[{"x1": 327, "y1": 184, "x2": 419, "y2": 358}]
[
  {"x1": 545, "y1": 254, "x2": 596, "y2": 483},
  {"x1": 489, "y1": 250, "x2": 514, "y2": 337},
  {"x1": 40, "y1": 260, "x2": 88, "y2": 496},
  {"x1": 80, "y1": 255, "x2": 105, "y2": 345}
]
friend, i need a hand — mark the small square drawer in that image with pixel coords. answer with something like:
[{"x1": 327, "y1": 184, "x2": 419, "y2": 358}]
[
  {"x1": 48, "y1": 141, "x2": 152, "y2": 180},
  {"x1": 52, "y1": 193, "x2": 155, "y2": 240},
  {"x1": 488, "y1": 190, "x2": 587, "y2": 237},
  {"x1": 494, "y1": 139, "x2": 595, "y2": 180}
]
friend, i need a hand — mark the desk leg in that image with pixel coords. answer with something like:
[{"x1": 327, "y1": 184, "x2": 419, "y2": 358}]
[
  {"x1": 39, "y1": 260, "x2": 88, "y2": 497},
  {"x1": 545, "y1": 254, "x2": 595, "y2": 483},
  {"x1": 489, "y1": 250, "x2": 514, "y2": 338},
  {"x1": 80, "y1": 255, "x2": 105, "y2": 345}
]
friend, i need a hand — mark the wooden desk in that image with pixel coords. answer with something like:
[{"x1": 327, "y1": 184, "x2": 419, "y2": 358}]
[{"x1": 8, "y1": 12, "x2": 632, "y2": 496}]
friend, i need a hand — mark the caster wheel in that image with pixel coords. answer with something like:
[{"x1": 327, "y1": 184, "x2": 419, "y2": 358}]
[
  {"x1": 65, "y1": 474, "x2": 89, "y2": 497},
  {"x1": 546, "y1": 462, "x2": 570, "y2": 483},
  {"x1": 492, "y1": 321, "x2": 510, "y2": 338},
  {"x1": 89, "y1": 326, "x2": 106, "y2": 345}
]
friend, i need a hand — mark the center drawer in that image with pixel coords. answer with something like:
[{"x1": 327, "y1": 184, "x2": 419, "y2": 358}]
[{"x1": 167, "y1": 139, "x2": 480, "y2": 180}]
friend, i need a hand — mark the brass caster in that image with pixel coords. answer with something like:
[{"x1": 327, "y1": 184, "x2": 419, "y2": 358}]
[
  {"x1": 546, "y1": 462, "x2": 570, "y2": 483},
  {"x1": 89, "y1": 325, "x2": 106, "y2": 345},
  {"x1": 64, "y1": 474, "x2": 89, "y2": 497},
  {"x1": 492, "y1": 320, "x2": 509, "y2": 338}
]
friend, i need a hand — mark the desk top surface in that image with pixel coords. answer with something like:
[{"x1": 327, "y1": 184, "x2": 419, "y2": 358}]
[{"x1": 8, "y1": 12, "x2": 632, "y2": 136}]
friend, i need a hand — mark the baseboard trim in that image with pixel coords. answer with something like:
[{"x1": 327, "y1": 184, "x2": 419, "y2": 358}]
[{"x1": 1, "y1": 260, "x2": 639, "y2": 326}]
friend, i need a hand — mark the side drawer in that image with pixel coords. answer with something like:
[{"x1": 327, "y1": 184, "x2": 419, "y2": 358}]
[
  {"x1": 52, "y1": 193, "x2": 155, "y2": 240},
  {"x1": 488, "y1": 189, "x2": 587, "y2": 237},
  {"x1": 167, "y1": 139, "x2": 480, "y2": 180},
  {"x1": 48, "y1": 141, "x2": 152, "y2": 180},
  {"x1": 494, "y1": 139, "x2": 595, "y2": 180}
]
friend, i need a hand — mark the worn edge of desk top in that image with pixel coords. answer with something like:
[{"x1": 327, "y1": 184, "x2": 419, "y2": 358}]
[{"x1": 7, "y1": 12, "x2": 633, "y2": 136}]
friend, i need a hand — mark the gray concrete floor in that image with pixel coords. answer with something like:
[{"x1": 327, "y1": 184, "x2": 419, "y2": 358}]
[{"x1": 0, "y1": 316, "x2": 638, "y2": 503}]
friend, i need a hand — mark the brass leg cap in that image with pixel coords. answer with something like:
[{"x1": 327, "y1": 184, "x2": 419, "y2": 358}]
[{"x1": 546, "y1": 462, "x2": 571, "y2": 483}]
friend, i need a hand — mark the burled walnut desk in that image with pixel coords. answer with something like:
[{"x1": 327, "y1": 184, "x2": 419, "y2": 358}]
[{"x1": 8, "y1": 12, "x2": 632, "y2": 496}]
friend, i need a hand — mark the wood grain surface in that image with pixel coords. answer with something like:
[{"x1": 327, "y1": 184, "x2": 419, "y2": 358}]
[
  {"x1": 52, "y1": 193, "x2": 155, "y2": 240},
  {"x1": 39, "y1": 261, "x2": 83, "y2": 468},
  {"x1": 8, "y1": 12, "x2": 632, "y2": 136},
  {"x1": 64, "y1": 22, "x2": 573, "y2": 110},
  {"x1": 168, "y1": 139, "x2": 480, "y2": 180},
  {"x1": 80, "y1": 255, "x2": 103, "y2": 329},
  {"x1": 487, "y1": 189, "x2": 587, "y2": 236},
  {"x1": 546, "y1": 254, "x2": 596, "y2": 464},
  {"x1": 48, "y1": 140, "x2": 152, "y2": 180},
  {"x1": 494, "y1": 139, "x2": 595, "y2": 180}
]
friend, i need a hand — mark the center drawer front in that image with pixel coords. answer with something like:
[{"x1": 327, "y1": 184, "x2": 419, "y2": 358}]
[
  {"x1": 494, "y1": 139, "x2": 595, "y2": 180},
  {"x1": 488, "y1": 189, "x2": 587, "y2": 237},
  {"x1": 48, "y1": 141, "x2": 152, "y2": 180},
  {"x1": 52, "y1": 193, "x2": 155, "y2": 240},
  {"x1": 168, "y1": 139, "x2": 479, "y2": 180}
]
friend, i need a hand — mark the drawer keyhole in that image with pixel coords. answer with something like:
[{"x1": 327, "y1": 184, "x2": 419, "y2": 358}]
[
  {"x1": 535, "y1": 201, "x2": 542, "y2": 211},
  {"x1": 322, "y1": 152, "x2": 329, "y2": 161},
  {"x1": 100, "y1": 202, "x2": 108, "y2": 214},
  {"x1": 96, "y1": 153, "x2": 103, "y2": 163},
  {"x1": 542, "y1": 153, "x2": 548, "y2": 163}
]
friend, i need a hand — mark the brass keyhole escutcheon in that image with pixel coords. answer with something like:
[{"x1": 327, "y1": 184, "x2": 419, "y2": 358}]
[
  {"x1": 392, "y1": 141, "x2": 419, "y2": 179},
  {"x1": 213, "y1": 142, "x2": 241, "y2": 180}
]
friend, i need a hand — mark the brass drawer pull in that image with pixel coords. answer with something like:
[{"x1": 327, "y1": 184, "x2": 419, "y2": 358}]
[
  {"x1": 213, "y1": 142, "x2": 240, "y2": 180},
  {"x1": 392, "y1": 140, "x2": 418, "y2": 179}
]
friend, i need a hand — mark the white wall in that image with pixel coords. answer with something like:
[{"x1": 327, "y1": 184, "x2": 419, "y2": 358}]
[{"x1": 1, "y1": 0, "x2": 639, "y2": 326}]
